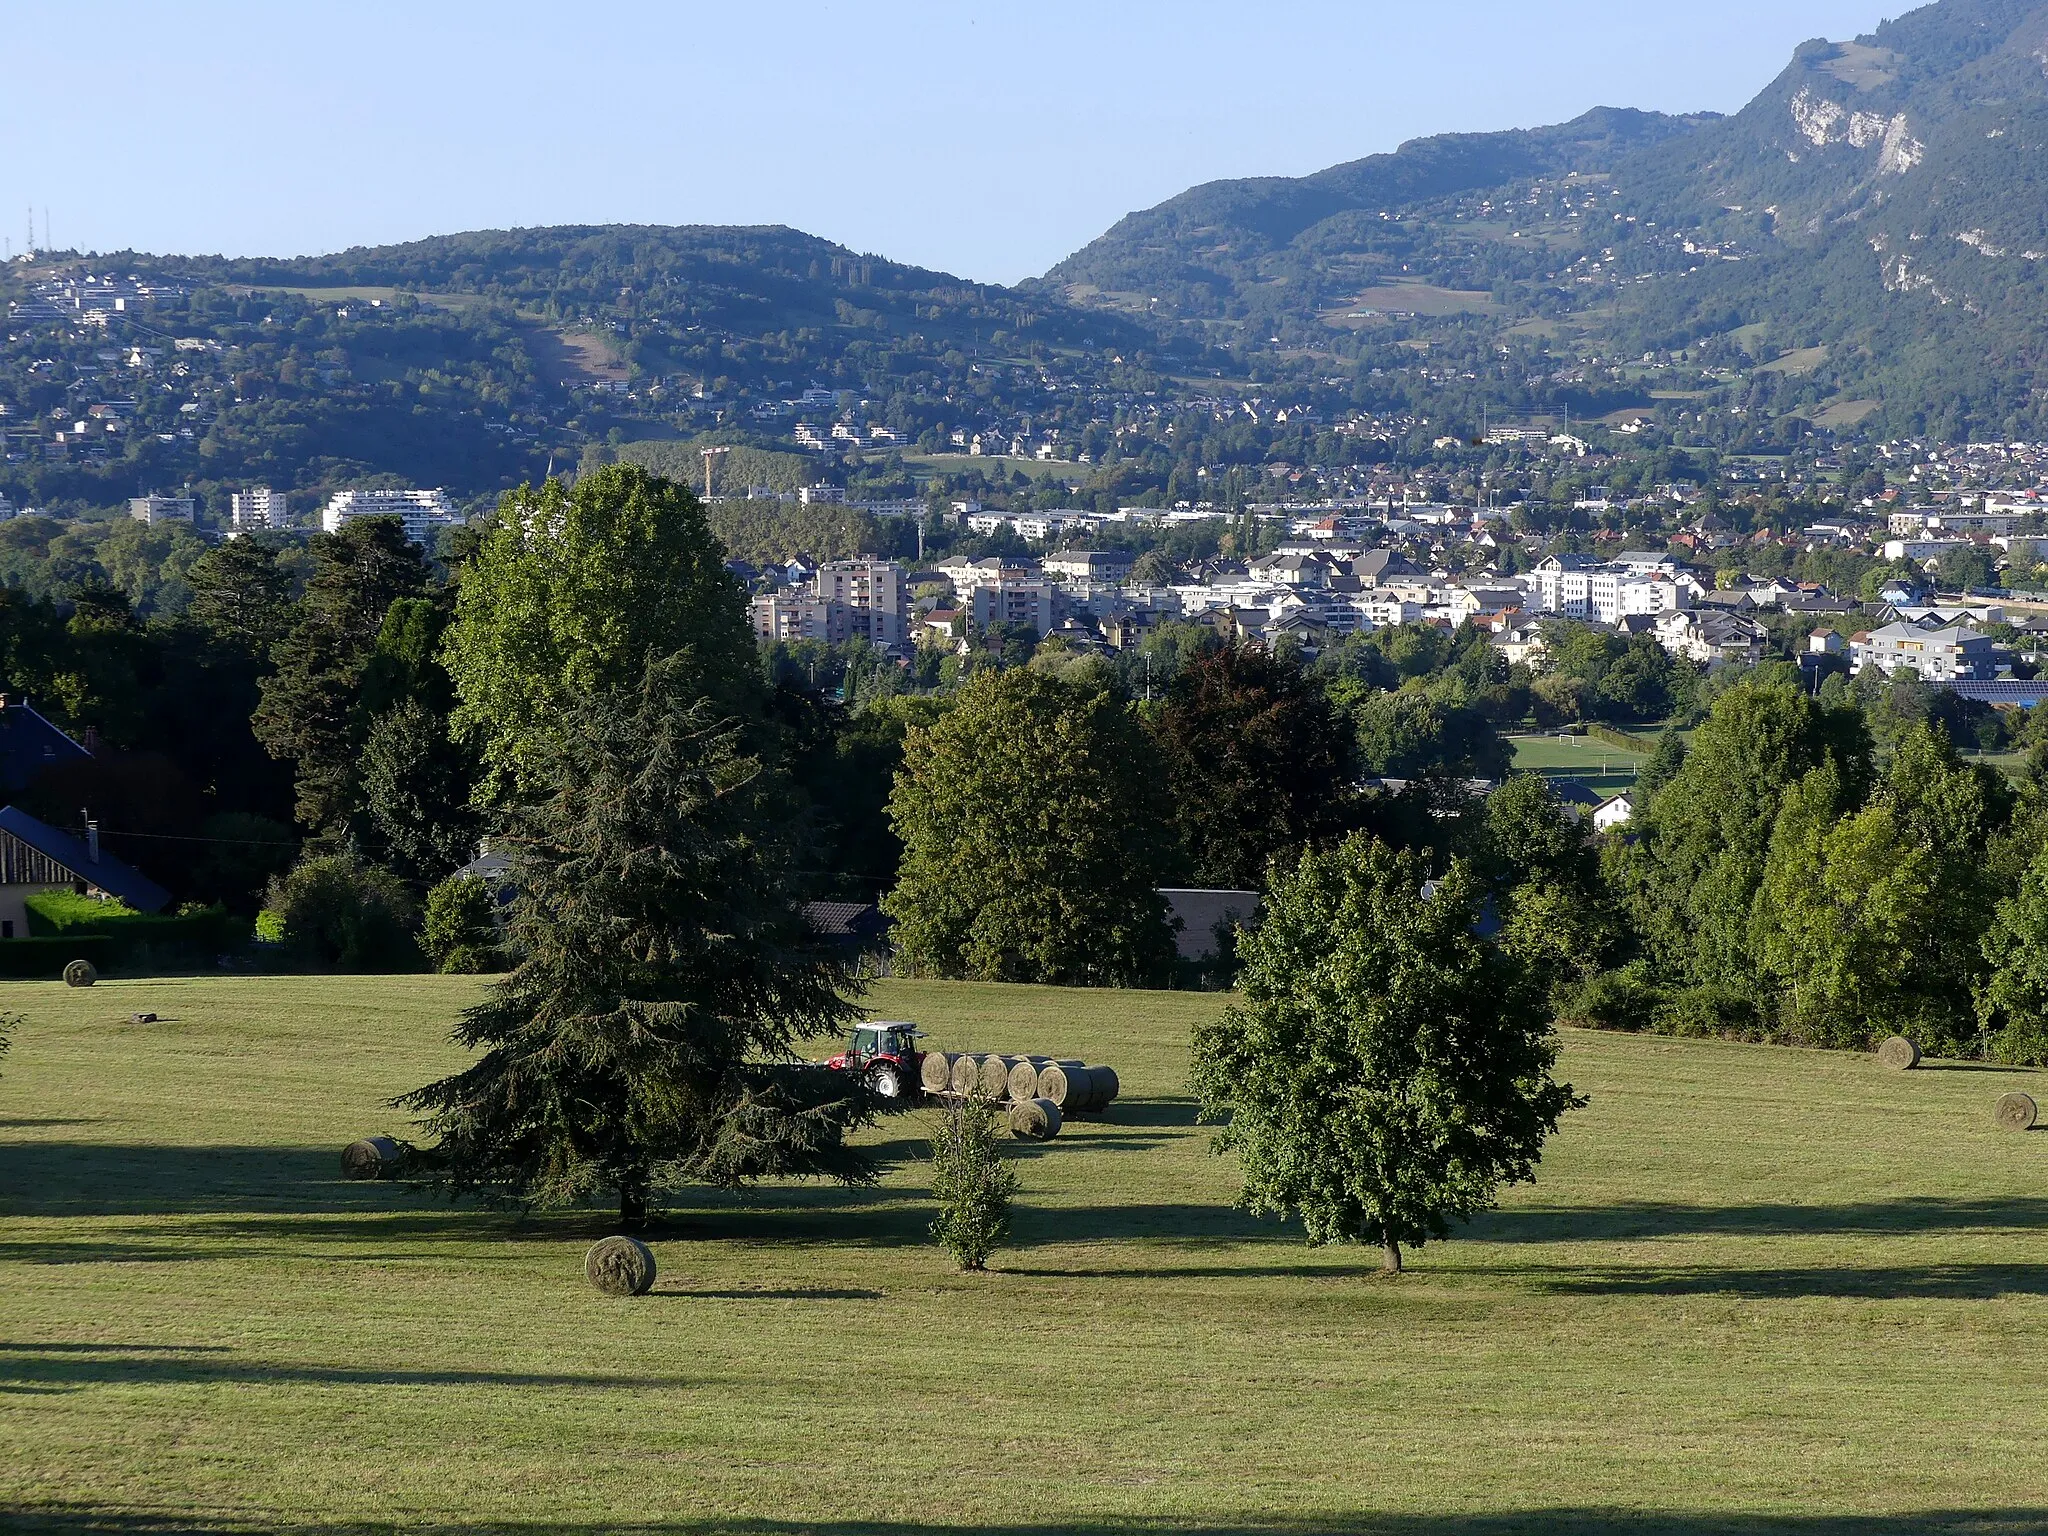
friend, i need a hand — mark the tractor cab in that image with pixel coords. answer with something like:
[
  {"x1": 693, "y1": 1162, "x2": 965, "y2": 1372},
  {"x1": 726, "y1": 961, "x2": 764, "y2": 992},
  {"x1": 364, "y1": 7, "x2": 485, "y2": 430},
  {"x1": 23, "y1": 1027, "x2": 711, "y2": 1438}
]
[{"x1": 828, "y1": 1021, "x2": 924, "y2": 1102}]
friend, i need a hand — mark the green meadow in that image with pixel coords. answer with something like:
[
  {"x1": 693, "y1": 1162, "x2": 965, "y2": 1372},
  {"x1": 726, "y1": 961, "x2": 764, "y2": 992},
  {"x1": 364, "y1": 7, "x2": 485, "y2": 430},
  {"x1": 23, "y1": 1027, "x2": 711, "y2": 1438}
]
[{"x1": 3, "y1": 974, "x2": 2047, "y2": 1534}]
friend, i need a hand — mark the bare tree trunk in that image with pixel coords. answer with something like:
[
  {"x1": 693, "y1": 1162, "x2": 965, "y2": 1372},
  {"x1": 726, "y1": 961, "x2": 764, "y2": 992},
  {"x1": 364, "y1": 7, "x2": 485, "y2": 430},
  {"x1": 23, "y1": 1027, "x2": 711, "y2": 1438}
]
[{"x1": 1381, "y1": 1236, "x2": 1403, "y2": 1274}]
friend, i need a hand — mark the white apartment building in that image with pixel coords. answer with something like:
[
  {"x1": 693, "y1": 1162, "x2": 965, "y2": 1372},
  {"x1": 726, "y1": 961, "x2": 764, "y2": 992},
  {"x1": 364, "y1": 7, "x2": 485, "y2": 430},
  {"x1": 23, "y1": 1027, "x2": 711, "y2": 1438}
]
[
  {"x1": 321, "y1": 488, "x2": 462, "y2": 544},
  {"x1": 1043, "y1": 550, "x2": 1135, "y2": 584},
  {"x1": 128, "y1": 494, "x2": 195, "y2": 526},
  {"x1": 1889, "y1": 508, "x2": 2021, "y2": 537},
  {"x1": 1529, "y1": 554, "x2": 1693, "y2": 624},
  {"x1": 229, "y1": 486, "x2": 288, "y2": 532},
  {"x1": 814, "y1": 559, "x2": 907, "y2": 648},
  {"x1": 1882, "y1": 536, "x2": 1983, "y2": 565},
  {"x1": 1854, "y1": 622, "x2": 1999, "y2": 681}
]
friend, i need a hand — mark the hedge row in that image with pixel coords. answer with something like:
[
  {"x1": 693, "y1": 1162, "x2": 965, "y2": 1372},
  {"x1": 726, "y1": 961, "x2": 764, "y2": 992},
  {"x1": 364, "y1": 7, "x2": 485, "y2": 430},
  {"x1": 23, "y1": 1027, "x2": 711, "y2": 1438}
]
[
  {"x1": 0, "y1": 936, "x2": 117, "y2": 979},
  {"x1": 1585, "y1": 722, "x2": 1654, "y2": 755}
]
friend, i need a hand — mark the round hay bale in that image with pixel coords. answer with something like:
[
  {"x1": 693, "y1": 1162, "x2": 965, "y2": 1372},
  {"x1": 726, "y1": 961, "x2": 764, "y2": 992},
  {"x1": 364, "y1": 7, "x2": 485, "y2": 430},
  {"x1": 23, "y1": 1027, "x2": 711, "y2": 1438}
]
[
  {"x1": 919, "y1": 1051, "x2": 957, "y2": 1095},
  {"x1": 1036, "y1": 1062, "x2": 1096, "y2": 1109},
  {"x1": 1008, "y1": 1097, "x2": 1063, "y2": 1140},
  {"x1": 62, "y1": 959, "x2": 97, "y2": 988},
  {"x1": 1088, "y1": 1065, "x2": 1120, "y2": 1108},
  {"x1": 1007, "y1": 1056, "x2": 1049, "y2": 1102},
  {"x1": 585, "y1": 1235, "x2": 657, "y2": 1296},
  {"x1": 1070, "y1": 1066, "x2": 1108, "y2": 1111},
  {"x1": 340, "y1": 1135, "x2": 403, "y2": 1181},
  {"x1": 978, "y1": 1054, "x2": 1019, "y2": 1099},
  {"x1": 1877, "y1": 1036, "x2": 1921, "y2": 1071},
  {"x1": 949, "y1": 1054, "x2": 981, "y2": 1096},
  {"x1": 1995, "y1": 1092, "x2": 2039, "y2": 1133}
]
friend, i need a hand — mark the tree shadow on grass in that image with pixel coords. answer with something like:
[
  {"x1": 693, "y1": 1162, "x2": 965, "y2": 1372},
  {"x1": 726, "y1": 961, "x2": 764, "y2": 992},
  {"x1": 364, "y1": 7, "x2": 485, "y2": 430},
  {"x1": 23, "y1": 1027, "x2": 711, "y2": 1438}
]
[
  {"x1": 1091, "y1": 1096, "x2": 1202, "y2": 1128},
  {"x1": 7, "y1": 1506, "x2": 2047, "y2": 1535},
  {"x1": 0, "y1": 1341, "x2": 693, "y2": 1395},
  {"x1": 1470, "y1": 1196, "x2": 2048, "y2": 1245},
  {"x1": 1527, "y1": 1262, "x2": 2048, "y2": 1301},
  {"x1": 0, "y1": 1142, "x2": 452, "y2": 1220},
  {"x1": 646, "y1": 1285, "x2": 885, "y2": 1301}
]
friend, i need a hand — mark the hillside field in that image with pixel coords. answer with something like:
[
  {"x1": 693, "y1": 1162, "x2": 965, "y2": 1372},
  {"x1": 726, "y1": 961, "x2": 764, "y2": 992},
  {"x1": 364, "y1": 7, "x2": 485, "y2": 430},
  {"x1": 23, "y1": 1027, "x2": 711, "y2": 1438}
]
[{"x1": 4, "y1": 974, "x2": 2048, "y2": 1534}]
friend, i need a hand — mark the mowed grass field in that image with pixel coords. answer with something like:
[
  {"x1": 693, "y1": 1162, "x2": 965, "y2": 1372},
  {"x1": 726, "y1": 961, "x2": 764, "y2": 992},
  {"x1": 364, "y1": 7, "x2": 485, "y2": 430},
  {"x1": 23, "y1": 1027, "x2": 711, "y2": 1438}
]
[
  {"x1": 1508, "y1": 732, "x2": 1648, "y2": 796},
  {"x1": 5, "y1": 974, "x2": 2048, "y2": 1534}
]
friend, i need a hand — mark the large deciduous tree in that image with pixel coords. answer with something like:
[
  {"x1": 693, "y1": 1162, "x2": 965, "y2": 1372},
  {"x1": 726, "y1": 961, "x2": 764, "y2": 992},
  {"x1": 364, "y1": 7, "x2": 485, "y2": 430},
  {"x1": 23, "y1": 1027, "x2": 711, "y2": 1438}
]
[
  {"x1": 1150, "y1": 642, "x2": 1354, "y2": 889},
  {"x1": 884, "y1": 668, "x2": 1175, "y2": 986},
  {"x1": 1980, "y1": 841, "x2": 2048, "y2": 1066},
  {"x1": 1751, "y1": 764, "x2": 1936, "y2": 1048},
  {"x1": 1192, "y1": 834, "x2": 1583, "y2": 1272},
  {"x1": 1616, "y1": 677, "x2": 1870, "y2": 987},
  {"x1": 403, "y1": 655, "x2": 874, "y2": 1227},
  {"x1": 443, "y1": 465, "x2": 757, "y2": 799}
]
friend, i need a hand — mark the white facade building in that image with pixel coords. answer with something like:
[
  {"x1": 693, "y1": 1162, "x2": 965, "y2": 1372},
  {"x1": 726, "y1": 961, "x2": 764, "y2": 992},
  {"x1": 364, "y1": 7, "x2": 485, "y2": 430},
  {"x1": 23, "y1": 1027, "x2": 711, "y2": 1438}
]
[
  {"x1": 1853, "y1": 622, "x2": 1999, "y2": 681},
  {"x1": 229, "y1": 486, "x2": 288, "y2": 532},
  {"x1": 321, "y1": 488, "x2": 462, "y2": 543},
  {"x1": 1530, "y1": 555, "x2": 1694, "y2": 624},
  {"x1": 128, "y1": 494, "x2": 195, "y2": 526}
]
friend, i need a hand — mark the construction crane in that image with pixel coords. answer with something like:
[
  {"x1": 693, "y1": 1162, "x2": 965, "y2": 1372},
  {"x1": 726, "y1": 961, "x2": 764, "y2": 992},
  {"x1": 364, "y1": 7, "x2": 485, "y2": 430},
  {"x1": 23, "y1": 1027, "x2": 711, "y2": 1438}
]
[{"x1": 700, "y1": 444, "x2": 731, "y2": 501}]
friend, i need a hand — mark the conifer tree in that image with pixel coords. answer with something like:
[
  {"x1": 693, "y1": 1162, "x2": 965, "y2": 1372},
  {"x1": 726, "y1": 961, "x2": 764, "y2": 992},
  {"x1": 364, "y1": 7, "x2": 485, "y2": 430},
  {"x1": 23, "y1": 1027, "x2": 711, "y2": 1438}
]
[{"x1": 402, "y1": 655, "x2": 874, "y2": 1227}]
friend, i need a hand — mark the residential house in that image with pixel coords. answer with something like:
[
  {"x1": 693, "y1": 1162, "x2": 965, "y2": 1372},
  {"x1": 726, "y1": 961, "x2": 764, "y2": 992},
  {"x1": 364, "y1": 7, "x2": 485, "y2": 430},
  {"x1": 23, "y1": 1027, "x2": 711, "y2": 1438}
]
[
  {"x1": 1655, "y1": 609, "x2": 1765, "y2": 667},
  {"x1": 1592, "y1": 793, "x2": 1636, "y2": 833},
  {"x1": 1351, "y1": 549, "x2": 1424, "y2": 588},
  {"x1": 1492, "y1": 623, "x2": 1548, "y2": 668},
  {"x1": 1158, "y1": 888, "x2": 1261, "y2": 964},
  {"x1": 0, "y1": 697, "x2": 92, "y2": 792},
  {"x1": 0, "y1": 804, "x2": 170, "y2": 939}
]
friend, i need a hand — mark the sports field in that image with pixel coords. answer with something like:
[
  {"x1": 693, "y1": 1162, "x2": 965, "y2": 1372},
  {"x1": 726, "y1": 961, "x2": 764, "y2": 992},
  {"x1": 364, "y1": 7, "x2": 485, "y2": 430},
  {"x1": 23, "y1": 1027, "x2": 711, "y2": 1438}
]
[
  {"x1": 5, "y1": 974, "x2": 2048, "y2": 1534},
  {"x1": 1508, "y1": 731, "x2": 1648, "y2": 796}
]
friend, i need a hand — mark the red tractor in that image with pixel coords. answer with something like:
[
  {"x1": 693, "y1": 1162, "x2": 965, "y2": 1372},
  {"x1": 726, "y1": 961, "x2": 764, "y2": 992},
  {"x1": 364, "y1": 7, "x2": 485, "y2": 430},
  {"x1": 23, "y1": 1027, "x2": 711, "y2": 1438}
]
[{"x1": 826, "y1": 1021, "x2": 924, "y2": 1104}]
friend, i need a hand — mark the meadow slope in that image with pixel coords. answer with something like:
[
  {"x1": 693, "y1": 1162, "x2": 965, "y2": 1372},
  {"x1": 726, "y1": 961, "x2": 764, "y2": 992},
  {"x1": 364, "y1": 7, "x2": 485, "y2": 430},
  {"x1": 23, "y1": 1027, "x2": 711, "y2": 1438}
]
[{"x1": 2, "y1": 974, "x2": 2047, "y2": 1534}]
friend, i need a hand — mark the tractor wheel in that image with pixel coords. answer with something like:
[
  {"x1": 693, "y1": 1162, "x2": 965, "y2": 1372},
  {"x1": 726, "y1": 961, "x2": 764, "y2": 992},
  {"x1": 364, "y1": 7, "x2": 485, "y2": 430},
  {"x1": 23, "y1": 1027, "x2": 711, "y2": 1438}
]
[{"x1": 867, "y1": 1063, "x2": 905, "y2": 1102}]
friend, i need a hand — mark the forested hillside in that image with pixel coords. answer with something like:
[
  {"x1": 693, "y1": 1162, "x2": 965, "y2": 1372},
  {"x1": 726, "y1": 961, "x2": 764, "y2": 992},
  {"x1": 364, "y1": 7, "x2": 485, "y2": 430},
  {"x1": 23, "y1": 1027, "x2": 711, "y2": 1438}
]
[
  {"x1": 1041, "y1": 0, "x2": 2048, "y2": 441},
  {"x1": 0, "y1": 226, "x2": 1176, "y2": 519}
]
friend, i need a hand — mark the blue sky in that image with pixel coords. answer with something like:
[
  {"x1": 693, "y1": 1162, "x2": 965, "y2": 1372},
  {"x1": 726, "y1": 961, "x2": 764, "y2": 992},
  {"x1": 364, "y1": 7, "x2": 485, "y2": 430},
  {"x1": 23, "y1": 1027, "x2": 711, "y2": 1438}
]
[{"x1": 2, "y1": 1, "x2": 1892, "y2": 284}]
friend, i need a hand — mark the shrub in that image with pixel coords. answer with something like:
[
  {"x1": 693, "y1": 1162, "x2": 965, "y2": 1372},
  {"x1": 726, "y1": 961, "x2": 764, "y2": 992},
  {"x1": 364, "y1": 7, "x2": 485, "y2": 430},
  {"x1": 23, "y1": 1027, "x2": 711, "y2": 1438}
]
[
  {"x1": 928, "y1": 1093, "x2": 1017, "y2": 1272},
  {"x1": 261, "y1": 855, "x2": 420, "y2": 972},
  {"x1": 1652, "y1": 982, "x2": 1770, "y2": 1040},
  {"x1": 1555, "y1": 962, "x2": 1666, "y2": 1033},
  {"x1": 421, "y1": 873, "x2": 504, "y2": 974}
]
